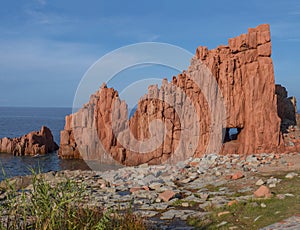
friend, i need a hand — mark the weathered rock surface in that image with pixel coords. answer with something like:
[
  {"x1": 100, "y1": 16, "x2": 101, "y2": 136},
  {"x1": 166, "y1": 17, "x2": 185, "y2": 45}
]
[
  {"x1": 59, "y1": 24, "x2": 298, "y2": 165},
  {"x1": 196, "y1": 24, "x2": 283, "y2": 156},
  {"x1": 276, "y1": 84, "x2": 297, "y2": 132},
  {"x1": 0, "y1": 126, "x2": 58, "y2": 156},
  {"x1": 297, "y1": 114, "x2": 300, "y2": 127}
]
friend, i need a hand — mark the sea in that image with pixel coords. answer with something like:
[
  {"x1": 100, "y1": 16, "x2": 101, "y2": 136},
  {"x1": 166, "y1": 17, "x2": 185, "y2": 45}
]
[{"x1": 0, "y1": 107, "x2": 90, "y2": 181}]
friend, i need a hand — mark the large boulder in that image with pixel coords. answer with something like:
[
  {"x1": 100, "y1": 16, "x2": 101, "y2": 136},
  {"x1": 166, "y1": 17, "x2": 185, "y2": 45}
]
[{"x1": 0, "y1": 126, "x2": 59, "y2": 156}]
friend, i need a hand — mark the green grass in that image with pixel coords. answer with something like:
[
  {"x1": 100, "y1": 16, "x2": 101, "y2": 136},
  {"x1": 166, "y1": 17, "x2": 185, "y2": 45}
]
[
  {"x1": 204, "y1": 184, "x2": 221, "y2": 192},
  {"x1": 188, "y1": 171, "x2": 300, "y2": 230},
  {"x1": 172, "y1": 199, "x2": 198, "y2": 208},
  {"x1": 0, "y1": 170, "x2": 148, "y2": 230}
]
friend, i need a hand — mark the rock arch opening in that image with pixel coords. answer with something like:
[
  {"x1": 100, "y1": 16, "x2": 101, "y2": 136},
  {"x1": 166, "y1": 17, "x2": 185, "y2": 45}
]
[{"x1": 223, "y1": 127, "x2": 242, "y2": 143}]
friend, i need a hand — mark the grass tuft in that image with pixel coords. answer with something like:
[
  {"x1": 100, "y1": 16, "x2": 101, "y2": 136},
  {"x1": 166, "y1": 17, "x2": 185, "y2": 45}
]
[{"x1": 0, "y1": 169, "x2": 147, "y2": 230}]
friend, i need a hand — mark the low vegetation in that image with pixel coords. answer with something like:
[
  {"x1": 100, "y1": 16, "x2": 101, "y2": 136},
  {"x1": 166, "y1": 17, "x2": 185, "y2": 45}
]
[
  {"x1": 188, "y1": 171, "x2": 300, "y2": 229},
  {"x1": 0, "y1": 170, "x2": 147, "y2": 230}
]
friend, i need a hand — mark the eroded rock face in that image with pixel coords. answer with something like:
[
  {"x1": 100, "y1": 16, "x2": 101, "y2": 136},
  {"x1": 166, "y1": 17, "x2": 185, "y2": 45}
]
[
  {"x1": 0, "y1": 126, "x2": 59, "y2": 156},
  {"x1": 276, "y1": 84, "x2": 297, "y2": 132},
  {"x1": 59, "y1": 24, "x2": 298, "y2": 165},
  {"x1": 297, "y1": 114, "x2": 300, "y2": 127},
  {"x1": 196, "y1": 24, "x2": 283, "y2": 155}
]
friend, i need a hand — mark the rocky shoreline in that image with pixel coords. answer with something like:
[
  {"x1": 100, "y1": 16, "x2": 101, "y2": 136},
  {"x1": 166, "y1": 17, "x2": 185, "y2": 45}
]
[{"x1": 1, "y1": 152, "x2": 300, "y2": 229}]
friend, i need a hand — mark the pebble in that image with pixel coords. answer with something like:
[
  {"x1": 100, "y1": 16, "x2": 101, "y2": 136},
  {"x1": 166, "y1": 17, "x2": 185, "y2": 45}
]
[
  {"x1": 181, "y1": 202, "x2": 189, "y2": 207},
  {"x1": 254, "y1": 215, "x2": 262, "y2": 222},
  {"x1": 285, "y1": 172, "x2": 298, "y2": 179},
  {"x1": 218, "y1": 211, "x2": 230, "y2": 217},
  {"x1": 256, "y1": 179, "x2": 265, "y2": 186},
  {"x1": 135, "y1": 210, "x2": 158, "y2": 218},
  {"x1": 261, "y1": 203, "x2": 267, "y2": 208},
  {"x1": 217, "y1": 221, "x2": 228, "y2": 227}
]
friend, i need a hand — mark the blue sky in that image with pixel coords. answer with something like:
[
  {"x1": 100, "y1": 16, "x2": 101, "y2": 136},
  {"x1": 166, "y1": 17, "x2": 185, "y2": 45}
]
[{"x1": 0, "y1": 0, "x2": 299, "y2": 107}]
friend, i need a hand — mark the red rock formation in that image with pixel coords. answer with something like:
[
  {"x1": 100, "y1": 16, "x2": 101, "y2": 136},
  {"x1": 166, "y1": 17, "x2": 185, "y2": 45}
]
[
  {"x1": 0, "y1": 126, "x2": 59, "y2": 156},
  {"x1": 59, "y1": 24, "x2": 298, "y2": 165},
  {"x1": 196, "y1": 24, "x2": 283, "y2": 155}
]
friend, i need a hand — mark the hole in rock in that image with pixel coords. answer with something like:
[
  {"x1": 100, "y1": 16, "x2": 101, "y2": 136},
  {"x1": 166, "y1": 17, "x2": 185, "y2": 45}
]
[{"x1": 223, "y1": 127, "x2": 241, "y2": 143}]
